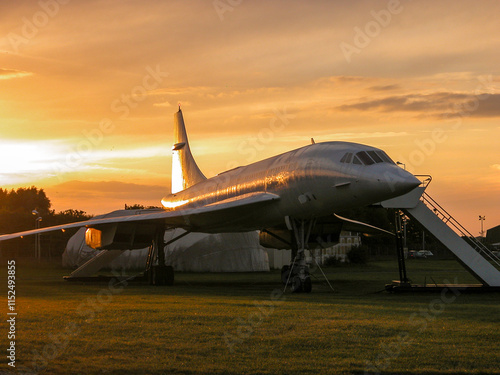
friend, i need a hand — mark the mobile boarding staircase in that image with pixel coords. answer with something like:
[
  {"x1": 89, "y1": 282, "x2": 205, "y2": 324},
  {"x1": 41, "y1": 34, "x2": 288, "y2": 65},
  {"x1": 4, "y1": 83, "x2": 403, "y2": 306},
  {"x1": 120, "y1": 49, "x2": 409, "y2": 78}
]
[{"x1": 381, "y1": 176, "x2": 500, "y2": 292}]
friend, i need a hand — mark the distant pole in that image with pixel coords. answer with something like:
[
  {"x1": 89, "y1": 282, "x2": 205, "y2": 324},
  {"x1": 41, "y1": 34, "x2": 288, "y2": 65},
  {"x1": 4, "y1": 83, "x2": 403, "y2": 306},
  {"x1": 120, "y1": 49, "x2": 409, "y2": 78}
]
[
  {"x1": 32, "y1": 210, "x2": 38, "y2": 259},
  {"x1": 34, "y1": 217, "x2": 42, "y2": 260},
  {"x1": 32, "y1": 210, "x2": 42, "y2": 260},
  {"x1": 479, "y1": 215, "x2": 486, "y2": 240},
  {"x1": 36, "y1": 217, "x2": 42, "y2": 260}
]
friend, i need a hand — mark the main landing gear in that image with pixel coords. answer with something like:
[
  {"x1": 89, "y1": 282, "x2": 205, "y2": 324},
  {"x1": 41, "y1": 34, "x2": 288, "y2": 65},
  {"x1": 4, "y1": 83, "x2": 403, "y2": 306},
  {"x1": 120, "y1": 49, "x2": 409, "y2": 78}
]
[
  {"x1": 282, "y1": 218, "x2": 316, "y2": 293},
  {"x1": 145, "y1": 227, "x2": 191, "y2": 286}
]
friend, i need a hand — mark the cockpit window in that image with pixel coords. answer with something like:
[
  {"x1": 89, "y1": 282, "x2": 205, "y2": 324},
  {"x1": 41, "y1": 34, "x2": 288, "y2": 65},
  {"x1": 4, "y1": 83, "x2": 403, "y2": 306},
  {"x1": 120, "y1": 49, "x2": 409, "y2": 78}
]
[
  {"x1": 342, "y1": 150, "x2": 395, "y2": 165},
  {"x1": 356, "y1": 151, "x2": 375, "y2": 165},
  {"x1": 376, "y1": 151, "x2": 395, "y2": 164},
  {"x1": 367, "y1": 150, "x2": 383, "y2": 163},
  {"x1": 340, "y1": 152, "x2": 353, "y2": 163}
]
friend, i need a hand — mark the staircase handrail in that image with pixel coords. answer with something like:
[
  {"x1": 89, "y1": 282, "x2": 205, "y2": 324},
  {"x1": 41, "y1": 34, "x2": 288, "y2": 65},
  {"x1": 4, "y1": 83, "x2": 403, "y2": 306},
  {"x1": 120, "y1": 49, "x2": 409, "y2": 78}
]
[
  {"x1": 414, "y1": 174, "x2": 432, "y2": 189},
  {"x1": 421, "y1": 192, "x2": 500, "y2": 267}
]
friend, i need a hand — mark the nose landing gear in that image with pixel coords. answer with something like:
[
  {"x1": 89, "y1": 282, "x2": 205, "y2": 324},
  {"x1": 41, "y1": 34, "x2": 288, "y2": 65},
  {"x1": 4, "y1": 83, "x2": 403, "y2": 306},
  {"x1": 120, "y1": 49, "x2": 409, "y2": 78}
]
[{"x1": 282, "y1": 218, "x2": 315, "y2": 293}]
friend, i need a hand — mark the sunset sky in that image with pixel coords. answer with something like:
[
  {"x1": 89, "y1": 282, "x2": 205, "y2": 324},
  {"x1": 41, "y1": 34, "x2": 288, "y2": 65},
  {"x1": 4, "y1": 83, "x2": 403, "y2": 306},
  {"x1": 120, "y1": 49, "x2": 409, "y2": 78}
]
[{"x1": 0, "y1": 0, "x2": 499, "y2": 233}]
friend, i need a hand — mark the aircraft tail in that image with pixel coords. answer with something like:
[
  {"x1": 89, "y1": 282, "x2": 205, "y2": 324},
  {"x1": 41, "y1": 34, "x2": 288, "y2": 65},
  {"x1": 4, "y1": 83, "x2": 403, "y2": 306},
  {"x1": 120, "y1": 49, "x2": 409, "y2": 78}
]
[{"x1": 171, "y1": 108, "x2": 207, "y2": 193}]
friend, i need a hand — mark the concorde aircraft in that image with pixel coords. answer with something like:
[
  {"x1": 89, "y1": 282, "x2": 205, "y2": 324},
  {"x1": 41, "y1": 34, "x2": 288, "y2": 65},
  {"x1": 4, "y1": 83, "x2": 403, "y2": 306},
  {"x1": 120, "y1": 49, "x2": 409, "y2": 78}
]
[{"x1": 0, "y1": 108, "x2": 420, "y2": 292}]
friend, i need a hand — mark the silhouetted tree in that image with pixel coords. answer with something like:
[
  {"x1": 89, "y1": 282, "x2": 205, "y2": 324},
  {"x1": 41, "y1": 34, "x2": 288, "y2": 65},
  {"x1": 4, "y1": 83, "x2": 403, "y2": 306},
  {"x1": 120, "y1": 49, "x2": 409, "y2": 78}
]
[
  {"x1": 0, "y1": 187, "x2": 92, "y2": 258},
  {"x1": 124, "y1": 203, "x2": 162, "y2": 210},
  {"x1": 0, "y1": 186, "x2": 51, "y2": 216}
]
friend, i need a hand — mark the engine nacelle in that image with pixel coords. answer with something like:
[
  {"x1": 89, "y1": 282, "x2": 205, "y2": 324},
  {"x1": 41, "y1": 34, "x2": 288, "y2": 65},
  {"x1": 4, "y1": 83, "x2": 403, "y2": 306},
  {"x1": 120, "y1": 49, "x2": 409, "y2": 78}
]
[
  {"x1": 259, "y1": 230, "x2": 292, "y2": 250},
  {"x1": 85, "y1": 222, "x2": 158, "y2": 250}
]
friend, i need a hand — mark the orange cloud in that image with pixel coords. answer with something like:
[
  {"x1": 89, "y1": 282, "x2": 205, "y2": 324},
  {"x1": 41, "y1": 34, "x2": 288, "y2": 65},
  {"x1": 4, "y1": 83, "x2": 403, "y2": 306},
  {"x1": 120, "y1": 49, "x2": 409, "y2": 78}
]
[{"x1": 0, "y1": 68, "x2": 32, "y2": 79}]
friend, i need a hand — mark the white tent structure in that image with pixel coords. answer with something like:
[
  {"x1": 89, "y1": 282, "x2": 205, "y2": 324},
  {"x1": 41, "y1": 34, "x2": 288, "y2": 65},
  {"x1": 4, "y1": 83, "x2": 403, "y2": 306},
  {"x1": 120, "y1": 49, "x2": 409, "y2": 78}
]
[
  {"x1": 62, "y1": 227, "x2": 270, "y2": 272},
  {"x1": 164, "y1": 229, "x2": 269, "y2": 272}
]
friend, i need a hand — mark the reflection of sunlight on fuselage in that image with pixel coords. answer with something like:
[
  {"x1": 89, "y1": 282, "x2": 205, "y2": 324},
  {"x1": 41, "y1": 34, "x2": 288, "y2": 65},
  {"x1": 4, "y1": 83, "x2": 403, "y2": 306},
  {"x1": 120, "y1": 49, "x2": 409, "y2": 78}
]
[{"x1": 161, "y1": 198, "x2": 189, "y2": 209}]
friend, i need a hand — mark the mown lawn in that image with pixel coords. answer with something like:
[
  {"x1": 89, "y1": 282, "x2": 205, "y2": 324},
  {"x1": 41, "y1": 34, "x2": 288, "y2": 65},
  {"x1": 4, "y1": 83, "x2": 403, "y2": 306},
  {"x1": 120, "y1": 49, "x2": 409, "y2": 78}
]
[{"x1": 1, "y1": 258, "x2": 499, "y2": 374}]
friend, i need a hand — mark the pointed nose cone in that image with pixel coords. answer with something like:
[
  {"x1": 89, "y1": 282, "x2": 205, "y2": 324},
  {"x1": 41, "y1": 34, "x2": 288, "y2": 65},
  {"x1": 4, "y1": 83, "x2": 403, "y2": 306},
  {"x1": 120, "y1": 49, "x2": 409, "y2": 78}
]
[
  {"x1": 350, "y1": 164, "x2": 422, "y2": 206},
  {"x1": 393, "y1": 171, "x2": 421, "y2": 196}
]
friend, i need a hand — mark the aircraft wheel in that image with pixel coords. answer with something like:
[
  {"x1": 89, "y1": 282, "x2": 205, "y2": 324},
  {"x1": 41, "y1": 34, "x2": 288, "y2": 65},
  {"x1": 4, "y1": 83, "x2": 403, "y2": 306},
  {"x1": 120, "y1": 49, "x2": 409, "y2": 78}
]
[
  {"x1": 165, "y1": 265, "x2": 174, "y2": 286},
  {"x1": 303, "y1": 276, "x2": 312, "y2": 293},
  {"x1": 281, "y1": 265, "x2": 291, "y2": 285},
  {"x1": 150, "y1": 265, "x2": 174, "y2": 286},
  {"x1": 291, "y1": 276, "x2": 303, "y2": 293},
  {"x1": 155, "y1": 265, "x2": 165, "y2": 285}
]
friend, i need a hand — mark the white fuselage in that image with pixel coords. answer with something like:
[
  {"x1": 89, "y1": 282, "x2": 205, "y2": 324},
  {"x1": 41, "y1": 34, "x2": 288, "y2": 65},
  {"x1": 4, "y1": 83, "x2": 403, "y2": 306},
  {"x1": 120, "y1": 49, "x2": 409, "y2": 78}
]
[{"x1": 161, "y1": 141, "x2": 420, "y2": 232}]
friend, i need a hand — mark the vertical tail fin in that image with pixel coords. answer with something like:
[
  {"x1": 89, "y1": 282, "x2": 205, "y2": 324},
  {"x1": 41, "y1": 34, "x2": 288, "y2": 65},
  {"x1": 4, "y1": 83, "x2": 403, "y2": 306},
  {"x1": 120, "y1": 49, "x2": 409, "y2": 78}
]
[{"x1": 171, "y1": 108, "x2": 206, "y2": 193}]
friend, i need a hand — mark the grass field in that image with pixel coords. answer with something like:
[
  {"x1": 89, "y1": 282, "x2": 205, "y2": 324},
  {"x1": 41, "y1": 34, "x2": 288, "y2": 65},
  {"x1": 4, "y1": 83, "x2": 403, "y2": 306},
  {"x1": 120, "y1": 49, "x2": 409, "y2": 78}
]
[{"x1": 1, "y1": 258, "x2": 499, "y2": 375}]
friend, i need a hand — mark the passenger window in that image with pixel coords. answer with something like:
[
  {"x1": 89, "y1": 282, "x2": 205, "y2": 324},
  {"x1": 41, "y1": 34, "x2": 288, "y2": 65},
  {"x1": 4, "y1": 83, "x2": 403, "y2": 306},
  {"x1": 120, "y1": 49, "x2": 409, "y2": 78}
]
[
  {"x1": 367, "y1": 150, "x2": 383, "y2": 163},
  {"x1": 356, "y1": 151, "x2": 375, "y2": 165}
]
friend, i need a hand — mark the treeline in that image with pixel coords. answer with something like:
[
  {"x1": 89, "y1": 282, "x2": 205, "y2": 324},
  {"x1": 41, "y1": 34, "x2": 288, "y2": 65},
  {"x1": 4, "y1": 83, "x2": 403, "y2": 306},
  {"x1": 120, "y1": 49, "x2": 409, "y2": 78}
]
[{"x1": 0, "y1": 187, "x2": 92, "y2": 258}]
